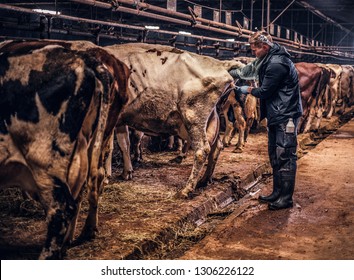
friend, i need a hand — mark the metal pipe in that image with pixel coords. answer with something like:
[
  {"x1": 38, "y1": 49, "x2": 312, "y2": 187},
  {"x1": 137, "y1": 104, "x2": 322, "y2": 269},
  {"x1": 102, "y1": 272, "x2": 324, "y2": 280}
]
[
  {"x1": 261, "y1": 0, "x2": 264, "y2": 29},
  {"x1": 1, "y1": 3, "x2": 353, "y2": 58},
  {"x1": 0, "y1": 2, "x2": 309, "y2": 50},
  {"x1": 71, "y1": 0, "x2": 254, "y2": 35},
  {"x1": 269, "y1": 0, "x2": 295, "y2": 26},
  {"x1": 219, "y1": 0, "x2": 222, "y2": 22},
  {"x1": 116, "y1": 6, "x2": 247, "y2": 38},
  {"x1": 250, "y1": 0, "x2": 254, "y2": 31},
  {"x1": 266, "y1": 0, "x2": 270, "y2": 33},
  {"x1": 0, "y1": 3, "x2": 145, "y2": 30},
  {"x1": 0, "y1": 3, "x2": 244, "y2": 43}
]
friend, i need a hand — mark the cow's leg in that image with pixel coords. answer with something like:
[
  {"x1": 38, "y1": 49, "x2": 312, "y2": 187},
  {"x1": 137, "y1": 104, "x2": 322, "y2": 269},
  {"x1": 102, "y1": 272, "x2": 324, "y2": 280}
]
[
  {"x1": 130, "y1": 129, "x2": 144, "y2": 164},
  {"x1": 116, "y1": 125, "x2": 133, "y2": 180},
  {"x1": 79, "y1": 146, "x2": 108, "y2": 241},
  {"x1": 170, "y1": 140, "x2": 190, "y2": 164},
  {"x1": 197, "y1": 135, "x2": 223, "y2": 188},
  {"x1": 176, "y1": 127, "x2": 210, "y2": 198},
  {"x1": 327, "y1": 90, "x2": 337, "y2": 118},
  {"x1": 65, "y1": 199, "x2": 82, "y2": 245},
  {"x1": 233, "y1": 109, "x2": 246, "y2": 153},
  {"x1": 314, "y1": 105, "x2": 324, "y2": 131},
  {"x1": 176, "y1": 138, "x2": 184, "y2": 152},
  {"x1": 178, "y1": 140, "x2": 210, "y2": 198},
  {"x1": 233, "y1": 126, "x2": 245, "y2": 153},
  {"x1": 167, "y1": 136, "x2": 175, "y2": 150},
  {"x1": 39, "y1": 178, "x2": 77, "y2": 259},
  {"x1": 222, "y1": 102, "x2": 237, "y2": 147},
  {"x1": 297, "y1": 116, "x2": 305, "y2": 133},
  {"x1": 223, "y1": 111, "x2": 235, "y2": 147},
  {"x1": 337, "y1": 94, "x2": 348, "y2": 115},
  {"x1": 79, "y1": 99, "x2": 110, "y2": 240},
  {"x1": 72, "y1": 130, "x2": 113, "y2": 243},
  {"x1": 245, "y1": 116, "x2": 254, "y2": 142},
  {"x1": 197, "y1": 111, "x2": 221, "y2": 187},
  {"x1": 322, "y1": 85, "x2": 331, "y2": 118},
  {"x1": 177, "y1": 107, "x2": 221, "y2": 198},
  {"x1": 303, "y1": 98, "x2": 317, "y2": 133},
  {"x1": 63, "y1": 132, "x2": 93, "y2": 243},
  {"x1": 104, "y1": 133, "x2": 114, "y2": 184}
]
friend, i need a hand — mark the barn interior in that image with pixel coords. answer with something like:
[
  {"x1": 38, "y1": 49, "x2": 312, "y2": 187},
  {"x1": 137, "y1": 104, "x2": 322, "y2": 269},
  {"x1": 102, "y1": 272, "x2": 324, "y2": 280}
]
[
  {"x1": 0, "y1": 0, "x2": 354, "y2": 63},
  {"x1": 1, "y1": 1, "x2": 354, "y2": 263}
]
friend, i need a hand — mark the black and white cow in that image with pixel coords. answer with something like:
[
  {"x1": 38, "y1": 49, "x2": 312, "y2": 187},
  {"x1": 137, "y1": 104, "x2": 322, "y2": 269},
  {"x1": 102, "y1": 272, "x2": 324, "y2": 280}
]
[
  {"x1": 0, "y1": 40, "x2": 130, "y2": 259},
  {"x1": 103, "y1": 43, "x2": 243, "y2": 198}
]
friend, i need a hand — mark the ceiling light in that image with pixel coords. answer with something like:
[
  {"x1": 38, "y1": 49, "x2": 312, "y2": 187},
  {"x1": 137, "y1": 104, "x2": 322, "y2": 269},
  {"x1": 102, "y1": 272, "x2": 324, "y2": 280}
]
[
  {"x1": 145, "y1": 25, "x2": 160, "y2": 30},
  {"x1": 33, "y1": 9, "x2": 60, "y2": 15},
  {"x1": 178, "y1": 31, "x2": 191, "y2": 35},
  {"x1": 226, "y1": 39, "x2": 235, "y2": 42}
]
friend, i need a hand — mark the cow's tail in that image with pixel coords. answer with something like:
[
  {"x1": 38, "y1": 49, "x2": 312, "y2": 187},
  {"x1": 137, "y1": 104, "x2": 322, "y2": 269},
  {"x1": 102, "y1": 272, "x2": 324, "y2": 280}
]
[
  {"x1": 216, "y1": 82, "x2": 236, "y2": 114},
  {"x1": 315, "y1": 69, "x2": 329, "y2": 105}
]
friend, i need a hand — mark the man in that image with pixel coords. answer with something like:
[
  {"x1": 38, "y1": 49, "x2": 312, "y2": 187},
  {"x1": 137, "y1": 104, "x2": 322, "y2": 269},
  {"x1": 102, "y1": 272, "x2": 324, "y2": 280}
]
[{"x1": 232, "y1": 31, "x2": 303, "y2": 210}]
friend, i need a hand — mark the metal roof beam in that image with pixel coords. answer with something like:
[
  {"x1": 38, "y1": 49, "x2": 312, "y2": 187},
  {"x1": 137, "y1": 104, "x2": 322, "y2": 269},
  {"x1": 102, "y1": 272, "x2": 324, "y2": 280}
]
[{"x1": 297, "y1": 1, "x2": 354, "y2": 35}]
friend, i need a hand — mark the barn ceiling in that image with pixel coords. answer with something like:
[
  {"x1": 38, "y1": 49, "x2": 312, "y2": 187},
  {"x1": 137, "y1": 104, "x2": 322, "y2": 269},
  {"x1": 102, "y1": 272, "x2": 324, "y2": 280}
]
[
  {"x1": 0, "y1": 1, "x2": 353, "y2": 63},
  {"x1": 305, "y1": 0, "x2": 354, "y2": 26}
]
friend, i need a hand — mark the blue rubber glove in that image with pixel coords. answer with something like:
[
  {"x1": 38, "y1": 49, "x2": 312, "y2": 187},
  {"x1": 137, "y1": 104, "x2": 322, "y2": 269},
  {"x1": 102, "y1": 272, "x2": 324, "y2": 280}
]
[
  {"x1": 234, "y1": 86, "x2": 248, "y2": 104},
  {"x1": 239, "y1": 85, "x2": 250, "y2": 94}
]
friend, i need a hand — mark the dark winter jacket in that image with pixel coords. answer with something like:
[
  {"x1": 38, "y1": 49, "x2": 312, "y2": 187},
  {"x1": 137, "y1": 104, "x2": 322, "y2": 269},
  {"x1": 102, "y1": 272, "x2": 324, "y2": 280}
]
[{"x1": 250, "y1": 43, "x2": 303, "y2": 126}]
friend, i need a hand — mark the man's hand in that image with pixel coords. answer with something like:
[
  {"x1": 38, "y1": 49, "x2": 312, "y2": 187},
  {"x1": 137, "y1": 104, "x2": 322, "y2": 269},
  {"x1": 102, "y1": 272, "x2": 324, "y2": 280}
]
[
  {"x1": 234, "y1": 86, "x2": 248, "y2": 104},
  {"x1": 239, "y1": 85, "x2": 250, "y2": 94}
]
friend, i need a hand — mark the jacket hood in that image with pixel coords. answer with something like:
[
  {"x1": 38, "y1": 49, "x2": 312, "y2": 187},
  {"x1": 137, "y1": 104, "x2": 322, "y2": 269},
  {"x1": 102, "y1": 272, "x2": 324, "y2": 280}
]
[{"x1": 269, "y1": 42, "x2": 291, "y2": 58}]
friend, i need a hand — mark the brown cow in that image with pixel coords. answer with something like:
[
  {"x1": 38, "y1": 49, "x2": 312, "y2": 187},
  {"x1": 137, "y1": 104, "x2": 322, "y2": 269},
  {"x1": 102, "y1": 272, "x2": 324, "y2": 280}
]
[
  {"x1": 0, "y1": 40, "x2": 130, "y2": 259},
  {"x1": 222, "y1": 86, "x2": 258, "y2": 153},
  {"x1": 295, "y1": 62, "x2": 331, "y2": 133},
  {"x1": 316, "y1": 63, "x2": 343, "y2": 119},
  {"x1": 338, "y1": 65, "x2": 354, "y2": 114}
]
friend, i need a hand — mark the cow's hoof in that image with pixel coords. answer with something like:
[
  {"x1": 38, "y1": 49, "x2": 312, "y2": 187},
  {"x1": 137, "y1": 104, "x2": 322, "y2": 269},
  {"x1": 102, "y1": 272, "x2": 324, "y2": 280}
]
[
  {"x1": 196, "y1": 179, "x2": 211, "y2": 189},
  {"x1": 39, "y1": 249, "x2": 63, "y2": 260},
  {"x1": 119, "y1": 171, "x2": 133, "y2": 180},
  {"x1": 103, "y1": 176, "x2": 111, "y2": 185},
  {"x1": 175, "y1": 189, "x2": 192, "y2": 199},
  {"x1": 169, "y1": 156, "x2": 184, "y2": 164},
  {"x1": 232, "y1": 148, "x2": 243, "y2": 153},
  {"x1": 132, "y1": 158, "x2": 143, "y2": 166},
  {"x1": 77, "y1": 225, "x2": 98, "y2": 243}
]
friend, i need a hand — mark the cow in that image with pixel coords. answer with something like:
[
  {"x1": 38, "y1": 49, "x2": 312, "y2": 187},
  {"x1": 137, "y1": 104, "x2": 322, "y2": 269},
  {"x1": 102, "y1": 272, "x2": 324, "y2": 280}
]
[
  {"x1": 0, "y1": 40, "x2": 130, "y2": 259},
  {"x1": 316, "y1": 63, "x2": 343, "y2": 119},
  {"x1": 103, "y1": 43, "x2": 244, "y2": 198},
  {"x1": 222, "y1": 86, "x2": 258, "y2": 153},
  {"x1": 338, "y1": 65, "x2": 354, "y2": 114},
  {"x1": 295, "y1": 62, "x2": 331, "y2": 133}
]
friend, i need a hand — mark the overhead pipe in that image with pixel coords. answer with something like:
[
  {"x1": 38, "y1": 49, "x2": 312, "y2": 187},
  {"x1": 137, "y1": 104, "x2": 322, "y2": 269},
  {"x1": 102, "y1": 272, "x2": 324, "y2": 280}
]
[
  {"x1": 0, "y1": 3, "x2": 145, "y2": 31},
  {"x1": 115, "y1": 6, "x2": 246, "y2": 37},
  {"x1": 0, "y1": 3, "x2": 244, "y2": 44},
  {"x1": 266, "y1": 0, "x2": 270, "y2": 33},
  {"x1": 70, "y1": 0, "x2": 250, "y2": 38},
  {"x1": 0, "y1": 3, "x2": 308, "y2": 53},
  {"x1": 71, "y1": 0, "x2": 254, "y2": 35},
  {"x1": 0, "y1": 3, "x2": 353, "y2": 58},
  {"x1": 250, "y1": 0, "x2": 253, "y2": 31},
  {"x1": 69, "y1": 0, "x2": 319, "y2": 50},
  {"x1": 0, "y1": 3, "x2": 322, "y2": 52}
]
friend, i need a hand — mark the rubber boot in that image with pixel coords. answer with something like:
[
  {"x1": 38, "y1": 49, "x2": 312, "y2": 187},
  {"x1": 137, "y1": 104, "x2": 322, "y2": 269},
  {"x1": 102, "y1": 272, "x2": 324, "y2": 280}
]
[
  {"x1": 258, "y1": 171, "x2": 281, "y2": 203},
  {"x1": 268, "y1": 173, "x2": 295, "y2": 210}
]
